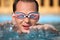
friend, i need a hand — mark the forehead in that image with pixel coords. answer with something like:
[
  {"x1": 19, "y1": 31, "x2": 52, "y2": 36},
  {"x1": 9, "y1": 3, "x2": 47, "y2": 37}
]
[{"x1": 15, "y1": 1, "x2": 37, "y2": 14}]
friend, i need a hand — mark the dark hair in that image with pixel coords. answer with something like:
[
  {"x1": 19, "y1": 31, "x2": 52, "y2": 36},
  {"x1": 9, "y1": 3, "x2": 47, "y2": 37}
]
[{"x1": 13, "y1": 0, "x2": 39, "y2": 12}]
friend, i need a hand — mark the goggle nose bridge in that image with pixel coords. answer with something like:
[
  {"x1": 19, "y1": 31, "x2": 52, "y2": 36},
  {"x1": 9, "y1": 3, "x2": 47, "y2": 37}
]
[{"x1": 24, "y1": 14, "x2": 31, "y2": 18}]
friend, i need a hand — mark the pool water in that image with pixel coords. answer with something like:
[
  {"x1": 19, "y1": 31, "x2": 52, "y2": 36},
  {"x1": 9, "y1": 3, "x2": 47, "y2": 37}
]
[{"x1": 0, "y1": 24, "x2": 60, "y2": 40}]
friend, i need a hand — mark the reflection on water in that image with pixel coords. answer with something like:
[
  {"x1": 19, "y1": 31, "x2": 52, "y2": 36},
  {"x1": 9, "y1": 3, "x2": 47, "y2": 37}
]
[{"x1": 0, "y1": 23, "x2": 60, "y2": 40}]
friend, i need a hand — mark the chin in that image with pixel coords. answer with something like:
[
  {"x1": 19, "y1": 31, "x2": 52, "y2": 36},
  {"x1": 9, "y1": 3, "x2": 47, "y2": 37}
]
[{"x1": 21, "y1": 28, "x2": 30, "y2": 33}]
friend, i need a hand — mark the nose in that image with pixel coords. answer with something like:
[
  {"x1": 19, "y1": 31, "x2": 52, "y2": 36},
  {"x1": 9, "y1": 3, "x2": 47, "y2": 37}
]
[{"x1": 24, "y1": 18, "x2": 30, "y2": 23}]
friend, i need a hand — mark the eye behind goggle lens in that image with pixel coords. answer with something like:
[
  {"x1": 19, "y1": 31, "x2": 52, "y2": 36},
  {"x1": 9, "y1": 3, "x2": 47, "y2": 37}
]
[
  {"x1": 17, "y1": 15, "x2": 25, "y2": 19},
  {"x1": 30, "y1": 15, "x2": 35, "y2": 19}
]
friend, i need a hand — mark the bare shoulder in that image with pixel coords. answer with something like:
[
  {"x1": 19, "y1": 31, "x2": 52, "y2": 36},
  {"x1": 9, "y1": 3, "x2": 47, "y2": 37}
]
[
  {"x1": 43, "y1": 24, "x2": 57, "y2": 30},
  {"x1": 36, "y1": 23, "x2": 57, "y2": 30},
  {"x1": 36, "y1": 23, "x2": 54, "y2": 27},
  {"x1": 44, "y1": 24, "x2": 54, "y2": 27}
]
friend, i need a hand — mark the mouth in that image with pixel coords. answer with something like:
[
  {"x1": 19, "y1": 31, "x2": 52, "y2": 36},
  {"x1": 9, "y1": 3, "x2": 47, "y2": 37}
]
[{"x1": 23, "y1": 24, "x2": 30, "y2": 30}]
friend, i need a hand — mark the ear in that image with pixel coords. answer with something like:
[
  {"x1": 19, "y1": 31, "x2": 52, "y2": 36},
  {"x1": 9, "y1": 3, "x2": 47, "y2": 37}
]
[
  {"x1": 12, "y1": 13, "x2": 16, "y2": 25},
  {"x1": 37, "y1": 14, "x2": 40, "y2": 22},
  {"x1": 36, "y1": 14, "x2": 40, "y2": 23}
]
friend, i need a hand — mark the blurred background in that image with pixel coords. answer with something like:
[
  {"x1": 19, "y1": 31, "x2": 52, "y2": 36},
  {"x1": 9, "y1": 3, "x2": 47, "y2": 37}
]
[{"x1": 0, "y1": 0, "x2": 60, "y2": 31}]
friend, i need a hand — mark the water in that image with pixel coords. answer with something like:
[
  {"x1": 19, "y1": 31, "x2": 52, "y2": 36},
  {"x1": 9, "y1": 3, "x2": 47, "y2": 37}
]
[
  {"x1": 0, "y1": 24, "x2": 60, "y2": 40},
  {"x1": 0, "y1": 29, "x2": 4, "y2": 40}
]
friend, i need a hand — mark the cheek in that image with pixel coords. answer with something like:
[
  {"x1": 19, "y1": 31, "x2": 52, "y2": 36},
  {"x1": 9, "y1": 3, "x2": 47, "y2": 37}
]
[
  {"x1": 30, "y1": 19, "x2": 38, "y2": 25},
  {"x1": 15, "y1": 18, "x2": 23, "y2": 24}
]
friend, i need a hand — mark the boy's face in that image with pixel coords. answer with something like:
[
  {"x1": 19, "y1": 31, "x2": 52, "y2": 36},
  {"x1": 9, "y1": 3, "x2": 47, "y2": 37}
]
[{"x1": 12, "y1": 1, "x2": 39, "y2": 32}]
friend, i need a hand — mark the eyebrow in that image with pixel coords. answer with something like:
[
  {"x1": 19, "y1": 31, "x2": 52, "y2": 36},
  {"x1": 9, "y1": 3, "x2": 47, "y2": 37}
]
[
  {"x1": 15, "y1": 12, "x2": 21, "y2": 14},
  {"x1": 30, "y1": 12, "x2": 38, "y2": 14},
  {"x1": 15, "y1": 12, "x2": 38, "y2": 15}
]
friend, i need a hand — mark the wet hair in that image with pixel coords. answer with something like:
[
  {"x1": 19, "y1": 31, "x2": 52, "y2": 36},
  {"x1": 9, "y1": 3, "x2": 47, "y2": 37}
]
[{"x1": 13, "y1": 0, "x2": 39, "y2": 12}]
